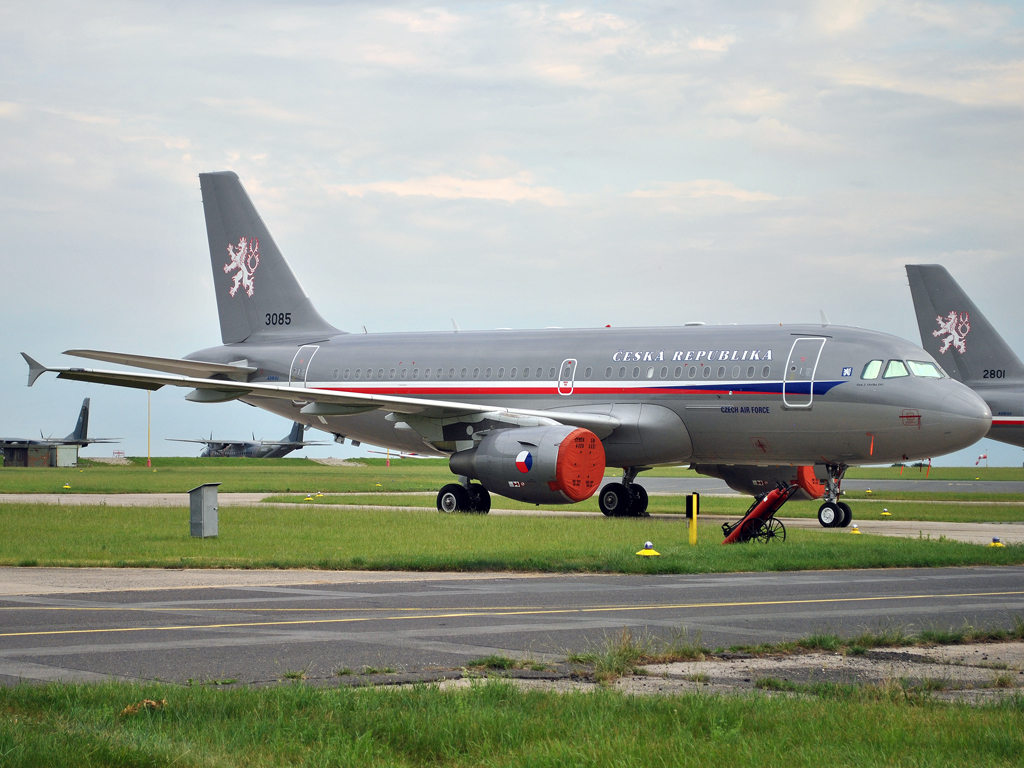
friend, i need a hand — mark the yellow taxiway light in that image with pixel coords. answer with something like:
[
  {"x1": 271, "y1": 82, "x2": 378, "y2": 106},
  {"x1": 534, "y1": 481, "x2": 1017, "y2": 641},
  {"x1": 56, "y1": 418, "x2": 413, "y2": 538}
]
[
  {"x1": 636, "y1": 541, "x2": 660, "y2": 557},
  {"x1": 850, "y1": 525, "x2": 862, "y2": 535},
  {"x1": 988, "y1": 538, "x2": 1006, "y2": 548}
]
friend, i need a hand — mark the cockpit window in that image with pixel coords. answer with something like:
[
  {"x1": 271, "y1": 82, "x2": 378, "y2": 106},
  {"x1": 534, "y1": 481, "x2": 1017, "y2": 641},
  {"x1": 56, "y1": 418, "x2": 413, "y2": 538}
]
[
  {"x1": 861, "y1": 360, "x2": 882, "y2": 380},
  {"x1": 907, "y1": 360, "x2": 943, "y2": 378},
  {"x1": 882, "y1": 359, "x2": 909, "y2": 379}
]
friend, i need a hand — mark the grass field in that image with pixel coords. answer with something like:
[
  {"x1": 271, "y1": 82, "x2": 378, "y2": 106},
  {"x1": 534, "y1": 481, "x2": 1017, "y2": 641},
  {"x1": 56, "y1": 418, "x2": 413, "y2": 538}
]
[
  {"x1": 1, "y1": 503, "x2": 1021, "y2": 572},
  {"x1": 0, "y1": 680, "x2": 1021, "y2": 767},
  {"x1": 4, "y1": 457, "x2": 1024, "y2": 497},
  {"x1": 264, "y1": 492, "x2": 1024, "y2": 524}
]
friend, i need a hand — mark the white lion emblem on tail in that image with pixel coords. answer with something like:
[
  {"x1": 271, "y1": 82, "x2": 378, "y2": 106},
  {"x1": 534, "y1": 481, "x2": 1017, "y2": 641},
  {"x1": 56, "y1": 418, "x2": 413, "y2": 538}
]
[
  {"x1": 224, "y1": 237, "x2": 260, "y2": 298},
  {"x1": 933, "y1": 310, "x2": 970, "y2": 354}
]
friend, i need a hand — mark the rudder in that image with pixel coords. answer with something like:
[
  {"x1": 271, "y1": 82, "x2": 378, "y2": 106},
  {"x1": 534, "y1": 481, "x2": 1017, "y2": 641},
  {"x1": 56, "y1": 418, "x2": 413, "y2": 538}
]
[
  {"x1": 906, "y1": 264, "x2": 1024, "y2": 385},
  {"x1": 67, "y1": 398, "x2": 90, "y2": 442},
  {"x1": 199, "y1": 172, "x2": 339, "y2": 344}
]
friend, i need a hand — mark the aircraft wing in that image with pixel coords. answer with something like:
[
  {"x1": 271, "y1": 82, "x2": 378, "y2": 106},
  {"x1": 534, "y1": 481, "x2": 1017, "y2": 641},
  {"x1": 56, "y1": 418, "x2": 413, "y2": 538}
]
[
  {"x1": 167, "y1": 438, "x2": 235, "y2": 446},
  {"x1": 63, "y1": 349, "x2": 257, "y2": 381},
  {"x1": 23, "y1": 354, "x2": 621, "y2": 436}
]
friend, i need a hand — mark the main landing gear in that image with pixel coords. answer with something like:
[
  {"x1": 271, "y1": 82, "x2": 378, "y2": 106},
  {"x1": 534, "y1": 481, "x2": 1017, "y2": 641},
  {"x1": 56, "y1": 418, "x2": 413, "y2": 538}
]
[
  {"x1": 436, "y1": 481, "x2": 491, "y2": 514},
  {"x1": 598, "y1": 467, "x2": 650, "y2": 517},
  {"x1": 816, "y1": 462, "x2": 852, "y2": 528}
]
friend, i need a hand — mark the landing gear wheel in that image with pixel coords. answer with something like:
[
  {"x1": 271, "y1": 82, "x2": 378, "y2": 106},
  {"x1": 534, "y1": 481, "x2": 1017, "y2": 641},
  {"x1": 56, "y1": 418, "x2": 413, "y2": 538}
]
[
  {"x1": 837, "y1": 501, "x2": 852, "y2": 528},
  {"x1": 817, "y1": 501, "x2": 840, "y2": 528},
  {"x1": 629, "y1": 485, "x2": 649, "y2": 517},
  {"x1": 599, "y1": 483, "x2": 631, "y2": 517},
  {"x1": 468, "y1": 483, "x2": 491, "y2": 514},
  {"x1": 437, "y1": 483, "x2": 471, "y2": 513},
  {"x1": 753, "y1": 518, "x2": 786, "y2": 543}
]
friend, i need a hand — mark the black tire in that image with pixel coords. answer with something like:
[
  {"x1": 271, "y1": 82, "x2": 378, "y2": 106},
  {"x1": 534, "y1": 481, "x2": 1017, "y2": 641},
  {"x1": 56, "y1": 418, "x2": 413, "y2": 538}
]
[
  {"x1": 598, "y1": 483, "x2": 631, "y2": 517},
  {"x1": 817, "y1": 502, "x2": 840, "y2": 528},
  {"x1": 837, "y1": 501, "x2": 852, "y2": 528},
  {"x1": 629, "y1": 485, "x2": 649, "y2": 517},
  {"x1": 468, "y1": 483, "x2": 491, "y2": 514},
  {"x1": 437, "y1": 483, "x2": 470, "y2": 513}
]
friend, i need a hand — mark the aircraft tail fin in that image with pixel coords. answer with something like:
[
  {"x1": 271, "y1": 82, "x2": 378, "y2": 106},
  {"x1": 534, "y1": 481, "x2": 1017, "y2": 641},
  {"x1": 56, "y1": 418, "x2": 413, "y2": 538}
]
[
  {"x1": 67, "y1": 398, "x2": 90, "y2": 442},
  {"x1": 906, "y1": 264, "x2": 1024, "y2": 385},
  {"x1": 199, "y1": 172, "x2": 339, "y2": 344},
  {"x1": 288, "y1": 421, "x2": 304, "y2": 443}
]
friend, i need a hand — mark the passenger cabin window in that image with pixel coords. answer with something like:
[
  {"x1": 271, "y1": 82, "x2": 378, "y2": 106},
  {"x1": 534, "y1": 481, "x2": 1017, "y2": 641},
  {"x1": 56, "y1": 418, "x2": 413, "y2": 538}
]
[
  {"x1": 473, "y1": 368, "x2": 480, "y2": 379},
  {"x1": 548, "y1": 367, "x2": 556, "y2": 378},
  {"x1": 423, "y1": 368, "x2": 429, "y2": 379},
  {"x1": 619, "y1": 367, "x2": 626, "y2": 378},
  {"x1": 660, "y1": 367, "x2": 667, "y2": 378},
  {"x1": 674, "y1": 366, "x2": 682, "y2": 378},
  {"x1": 585, "y1": 367, "x2": 592, "y2": 378},
  {"x1": 883, "y1": 360, "x2": 909, "y2": 379},
  {"x1": 411, "y1": 369, "x2": 417, "y2": 379},
  {"x1": 702, "y1": 366, "x2": 711, "y2": 379},
  {"x1": 484, "y1": 367, "x2": 492, "y2": 379},
  {"x1": 907, "y1": 360, "x2": 943, "y2": 378},
  {"x1": 354, "y1": 369, "x2": 361, "y2": 379},
  {"x1": 377, "y1": 368, "x2": 384, "y2": 379},
  {"x1": 632, "y1": 367, "x2": 640, "y2": 379},
  {"x1": 389, "y1": 369, "x2": 396, "y2": 379},
  {"x1": 761, "y1": 366, "x2": 770, "y2": 378},
  {"x1": 460, "y1": 368, "x2": 467, "y2": 378},
  {"x1": 731, "y1": 365, "x2": 740, "y2": 378},
  {"x1": 646, "y1": 367, "x2": 654, "y2": 379},
  {"x1": 717, "y1": 366, "x2": 725, "y2": 378},
  {"x1": 746, "y1": 366, "x2": 755, "y2": 378},
  {"x1": 523, "y1": 368, "x2": 530, "y2": 378},
  {"x1": 511, "y1": 368, "x2": 517, "y2": 379},
  {"x1": 605, "y1": 367, "x2": 612, "y2": 378},
  {"x1": 861, "y1": 360, "x2": 883, "y2": 379},
  {"x1": 688, "y1": 367, "x2": 697, "y2": 379},
  {"x1": 498, "y1": 367, "x2": 505, "y2": 379},
  {"x1": 401, "y1": 369, "x2": 408, "y2": 379}
]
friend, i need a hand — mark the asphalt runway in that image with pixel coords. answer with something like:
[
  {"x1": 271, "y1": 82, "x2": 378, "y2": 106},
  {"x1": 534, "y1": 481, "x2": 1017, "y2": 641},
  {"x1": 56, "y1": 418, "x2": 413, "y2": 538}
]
[{"x1": 2, "y1": 566, "x2": 1022, "y2": 687}]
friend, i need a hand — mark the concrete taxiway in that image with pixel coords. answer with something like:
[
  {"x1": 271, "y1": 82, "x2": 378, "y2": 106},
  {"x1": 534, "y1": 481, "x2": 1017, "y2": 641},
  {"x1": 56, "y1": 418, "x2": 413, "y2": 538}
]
[{"x1": 1, "y1": 566, "x2": 1022, "y2": 687}]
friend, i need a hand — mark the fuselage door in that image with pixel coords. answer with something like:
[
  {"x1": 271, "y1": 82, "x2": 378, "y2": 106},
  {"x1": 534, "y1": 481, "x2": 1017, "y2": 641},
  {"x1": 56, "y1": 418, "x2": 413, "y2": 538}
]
[
  {"x1": 290, "y1": 345, "x2": 320, "y2": 387},
  {"x1": 783, "y1": 338, "x2": 826, "y2": 408},
  {"x1": 558, "y1": 358, "x2": 578, "y2": 396}
]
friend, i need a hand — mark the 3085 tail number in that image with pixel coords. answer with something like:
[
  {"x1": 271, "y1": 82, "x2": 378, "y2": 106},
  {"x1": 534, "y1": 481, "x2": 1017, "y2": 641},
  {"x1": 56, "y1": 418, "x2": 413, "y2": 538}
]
[{"x1": 265, "y1": 312, "x2": 291, "y2": 326}]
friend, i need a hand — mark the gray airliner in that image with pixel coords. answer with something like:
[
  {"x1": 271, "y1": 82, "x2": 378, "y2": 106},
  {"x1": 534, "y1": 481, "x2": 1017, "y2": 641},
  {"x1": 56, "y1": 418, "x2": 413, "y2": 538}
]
[
  {"x1": 169, "y1": 421, "x2": 327, "y2": 458},
  {"x1": 907, "y1": 264, "x2": 1024, "y2": 449},
  {"x1": 22, "y1": 172, "x2": 991, "y2": 529}
]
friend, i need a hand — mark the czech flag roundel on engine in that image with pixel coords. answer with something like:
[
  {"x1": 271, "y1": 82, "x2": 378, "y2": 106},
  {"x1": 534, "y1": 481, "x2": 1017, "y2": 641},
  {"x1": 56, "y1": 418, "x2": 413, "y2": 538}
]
[{"x1": 515, "y1": 450, "x2": 533, "y2": 473}]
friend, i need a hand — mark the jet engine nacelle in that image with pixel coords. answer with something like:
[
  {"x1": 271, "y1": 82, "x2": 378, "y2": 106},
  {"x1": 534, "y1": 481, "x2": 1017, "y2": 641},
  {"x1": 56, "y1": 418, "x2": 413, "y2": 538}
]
[{"x1": 449, "y1": 426, "x2": 606, "y2": 505}]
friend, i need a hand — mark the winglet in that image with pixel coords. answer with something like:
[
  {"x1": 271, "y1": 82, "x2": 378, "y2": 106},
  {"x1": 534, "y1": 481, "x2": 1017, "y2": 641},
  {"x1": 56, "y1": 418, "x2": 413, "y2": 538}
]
[
  {"x1": 820, "y1": 310, "x2": 830, "y2": 327},
  {"x1": 21, "y1": 353, "x2": 49, "y2": 387}
]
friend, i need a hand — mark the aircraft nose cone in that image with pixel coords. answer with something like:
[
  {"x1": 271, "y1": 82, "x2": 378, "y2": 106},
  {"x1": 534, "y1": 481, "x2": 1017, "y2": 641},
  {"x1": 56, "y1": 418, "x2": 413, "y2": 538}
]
[{"x1": 939, "y1": 389, "x2": 992, "y2": 447}]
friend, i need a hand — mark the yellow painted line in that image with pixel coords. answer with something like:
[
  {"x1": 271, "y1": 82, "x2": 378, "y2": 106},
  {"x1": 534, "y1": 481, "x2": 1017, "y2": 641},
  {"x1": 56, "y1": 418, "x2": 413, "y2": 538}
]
[{"x1": 1, "y1": 590, "x2": 1022, "y2": 639}]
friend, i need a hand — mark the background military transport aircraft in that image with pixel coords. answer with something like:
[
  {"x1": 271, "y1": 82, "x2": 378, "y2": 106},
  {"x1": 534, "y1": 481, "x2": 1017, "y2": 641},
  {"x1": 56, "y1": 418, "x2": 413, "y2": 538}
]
[
  {"x1": 22, "y1": 172, "x2": 991, "y2": 527},
  {"x1": 169, "y1": 421, "x2": 327, "y2": 458},
  {"x1": 907, "y1": 264, "x2": 1024, "y2": 449},
  {"x1": 0, "y1": 398, "x2": 117, "y2": 455}
]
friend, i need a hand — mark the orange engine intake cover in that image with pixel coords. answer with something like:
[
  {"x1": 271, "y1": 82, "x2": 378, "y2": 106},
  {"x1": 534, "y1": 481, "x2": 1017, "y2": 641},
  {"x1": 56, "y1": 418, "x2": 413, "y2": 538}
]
[{"x1": 552, "y1": 428, "x2": 606, "y2": 502}]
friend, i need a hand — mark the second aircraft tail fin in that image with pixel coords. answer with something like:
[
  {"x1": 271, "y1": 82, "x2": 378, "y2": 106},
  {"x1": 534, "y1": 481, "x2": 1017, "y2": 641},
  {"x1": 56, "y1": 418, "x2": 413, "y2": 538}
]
[
  {"x1": 67, "y1": 398, "x2": 90, "y2": 442},
  {"x1": 906, "y1": 264, "x2": 1024, "y2": 385},
  {"x1": 199, "y1": 172, "x2": 339, "y2": 344},
  {"x1": 287, "y1": 421, "x2": 304, "y2": 443}
]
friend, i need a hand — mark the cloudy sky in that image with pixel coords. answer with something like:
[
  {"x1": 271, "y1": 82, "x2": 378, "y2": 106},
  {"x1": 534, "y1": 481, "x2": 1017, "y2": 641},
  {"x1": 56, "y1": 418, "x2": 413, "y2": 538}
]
[{"x1": 2, "y1": 0, "x2": 1022, "y2": 465}]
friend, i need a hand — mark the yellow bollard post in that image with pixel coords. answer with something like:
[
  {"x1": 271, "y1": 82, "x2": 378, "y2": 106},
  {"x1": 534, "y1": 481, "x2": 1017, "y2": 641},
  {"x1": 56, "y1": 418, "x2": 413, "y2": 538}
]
[{"x1": 687, "y1": 492, "x2": 699, "y2": 545}]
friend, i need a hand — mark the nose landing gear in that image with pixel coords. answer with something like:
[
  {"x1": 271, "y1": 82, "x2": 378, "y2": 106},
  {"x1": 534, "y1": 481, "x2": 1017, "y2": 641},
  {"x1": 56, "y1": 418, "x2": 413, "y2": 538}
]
[{"x1": 817, "y1": 463, "x2": 852, "y2": 528}]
